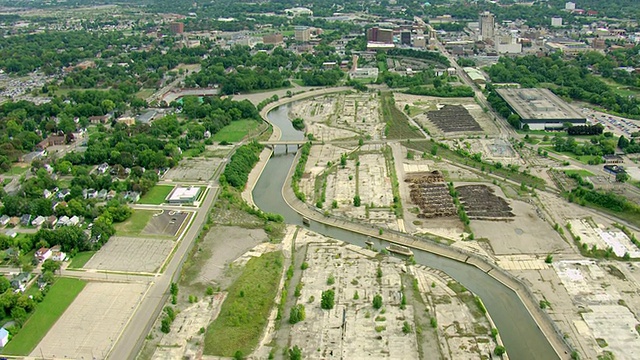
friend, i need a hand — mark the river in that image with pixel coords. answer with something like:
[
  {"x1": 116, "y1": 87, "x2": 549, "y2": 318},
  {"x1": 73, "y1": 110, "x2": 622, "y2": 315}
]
[{"x1": 253, "y1": 104, "x2": 560, "y2": 360}]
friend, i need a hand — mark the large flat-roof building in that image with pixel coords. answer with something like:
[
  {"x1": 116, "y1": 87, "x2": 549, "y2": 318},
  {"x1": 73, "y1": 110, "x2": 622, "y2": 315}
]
[
  {"x1": 166, "y1": 186, "x2": 201, "y2": 204},
  {"x1": 496, "y1": 88, "x2": 586, "y2": 130}
]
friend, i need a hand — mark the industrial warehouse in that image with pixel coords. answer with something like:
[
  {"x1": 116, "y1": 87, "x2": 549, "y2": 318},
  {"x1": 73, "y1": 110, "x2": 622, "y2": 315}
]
[{"x1": 496, "y1": 88, "x2": 586, "y2": 130}]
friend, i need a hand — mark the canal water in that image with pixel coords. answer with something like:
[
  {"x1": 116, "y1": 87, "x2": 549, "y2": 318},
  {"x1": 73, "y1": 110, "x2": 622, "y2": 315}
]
[{"x1": 253, "y1": 104, "x2": 559, "y2": 360}]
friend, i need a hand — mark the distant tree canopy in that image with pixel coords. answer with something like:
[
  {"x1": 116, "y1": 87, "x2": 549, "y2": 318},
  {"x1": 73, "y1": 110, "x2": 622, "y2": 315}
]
[{"x1": 487, "y1": 54, "x2": 640, "y2": 118}]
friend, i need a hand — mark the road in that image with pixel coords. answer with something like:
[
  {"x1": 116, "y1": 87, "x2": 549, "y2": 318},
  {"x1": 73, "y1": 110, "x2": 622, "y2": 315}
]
[
  {"x1": 425, "y1": 24, "x2": 517, "y2": 140},
  {"x1": 107, "y1": 183, "x2": 219, "y2": 360}
]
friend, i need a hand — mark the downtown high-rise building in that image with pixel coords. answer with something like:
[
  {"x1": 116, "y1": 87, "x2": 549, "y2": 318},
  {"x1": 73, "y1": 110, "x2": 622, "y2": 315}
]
[{"x1": 479, "y1": 11, "x2": 495, "y2": 40}]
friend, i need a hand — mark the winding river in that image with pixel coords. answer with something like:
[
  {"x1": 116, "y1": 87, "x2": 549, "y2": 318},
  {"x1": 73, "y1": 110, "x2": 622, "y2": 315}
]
[{"x1": 253, "y1": 104, "x2": 560, "y2": 360}]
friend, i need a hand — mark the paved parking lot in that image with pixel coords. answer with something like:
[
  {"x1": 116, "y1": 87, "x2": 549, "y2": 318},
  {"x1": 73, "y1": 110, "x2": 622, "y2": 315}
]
[
  {"x1": 85, "y1": 236, "x2": 175, "y2": 273},
  {"x1": 31, "y1": 282, "x2": 149, "y2": 360}
]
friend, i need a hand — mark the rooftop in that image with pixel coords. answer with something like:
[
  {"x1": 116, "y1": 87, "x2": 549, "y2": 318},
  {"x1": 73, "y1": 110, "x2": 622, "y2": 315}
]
[{"x1": 496, "y1": 88, "x2": 585, "y2": 122}]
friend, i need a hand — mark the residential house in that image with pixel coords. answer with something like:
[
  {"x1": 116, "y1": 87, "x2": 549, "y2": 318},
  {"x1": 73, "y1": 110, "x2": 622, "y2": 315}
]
[
  {"x1": 4, "y1": 229, "x2": 16, "y2": 238},
  {"x1": 97, "y1": 163, "x2": 109, "y2": 174},
  {"x1": 43, "y1": 189, "x2": 53, "y2": 199},
  {"x1": 57, "y1": 189, "x2": 71, "y2": 199},
  {"x1": 69, "y1": 216, "x2": 80, "y2": 226},
  {"x1": 10, "y1": 272, "x2": 30, "y2": 292},
  {"x1": 3, "y1": 247, "x2": 18, "y2": 260},
  {"x1": 58, "y1": 215, "x2": 70, "y2": 226},
  {"x1": 36, "y1": 135, "x2": 66, "y2": 150},
  {"x1": 46, "y1": 215, "x2": 58, "y2": 227},
  {"x1": 35, "y1": 247, "x2": 52, "y2": 262},
  {"x1": 106, "y1": 190, "x2": 117, "y2": 200},
  {"x1": 89, "y1": 114, "x2": 110, "y2": 124},
  {"x1": 83, "y1": 188, "x2": 97, "y2": 199},
  {"x1": 43, "y1": 164, "x2": 54, "y2": 174},
  {"x1": 31, "y1": 216, "x2": 46, "y2": 227},
  {"x1": 124, "y1": 191, "x2": 140, "y2": 203},
  {"x1": 97, "y1": 189, "x2": 108, "y2": 200},
  {"x1": 20, "y1": 214, "x2": 31, "y2": 226},
  {"x1": 0, "y1": 215, "x2": 9, "y2": 226},
  {"x1": 50, "y1": 245, "x2": 66, "y2": 262},
  {"x1": 8, "y1": 217, "x2": 19, "y2": 227},
  {"x1": 53, "y1": 201, "x2": 67, "y2": 211},
  {"x1": 0, "y1": 327, "x2": 9, "y2": 347}
]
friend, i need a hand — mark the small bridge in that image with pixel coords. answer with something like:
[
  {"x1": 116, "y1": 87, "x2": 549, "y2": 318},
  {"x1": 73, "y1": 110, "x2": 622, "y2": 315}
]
[{"x1": 259, "y1": 140, "x2": 312, "y2": 152}]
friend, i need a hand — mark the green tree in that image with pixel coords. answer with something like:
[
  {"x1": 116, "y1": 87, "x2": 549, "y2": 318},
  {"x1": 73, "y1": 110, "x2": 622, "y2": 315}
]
[
  {"x1": 321, "y1": 289, "x2": 335, "y2": 310},
  {"x1": 289, "y1": 304, "x2": 306, "y2": 324},
  {"x1": 372, "y1": 294, "x2": 383, "y2": 309},
  {"x1": 353, "y1": 195, "x2": 361, "y2": 207},
  {"x1": 494, "y1": 345, "x2": 506, "y2": 356},
  {"x1": 42, "y1": 259, "x2": 62, "y2": 274},
  {"x1": 616, "y1": 172, "x2": 630, "y2": 183},
  {"x1": 288, "y1": 345, "x2": 302, "y2": 360}
]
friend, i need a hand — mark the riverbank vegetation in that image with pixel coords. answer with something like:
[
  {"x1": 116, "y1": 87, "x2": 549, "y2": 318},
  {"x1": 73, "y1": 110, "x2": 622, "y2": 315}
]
[
  {"x1": 204, "y1": 251, "x2": 284, "y2": 357},
  {"x1": 221, "y1": 141, "x2": 264, "y2": 189}
]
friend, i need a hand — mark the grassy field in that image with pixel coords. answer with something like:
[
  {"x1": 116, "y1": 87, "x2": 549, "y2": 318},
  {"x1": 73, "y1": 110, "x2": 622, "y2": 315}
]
[
  {"x1": 542, "y1": 147, "x2": 602, "y2": 165},
  {"x1": 213, "y1": 119, "x2": 262, "y2": 143},
  {"x1": 204, "y1": 251, "x2": 284, "y2": 357},
  {"x1": 381, "y1": 92, "x2": 423, "y2": 140},
  {"x1": 2, "y1": 278, "x2": 86, "y2": 356},
  {"x1": 5, "y1": 164, "x2": 28, "y2": 176},
  {"x1": 564, "y1": 169, "x2": 595, "y2": 177},
  {"x1": 135, "y1": 88, "x2": 155, "y2": 99},
  {"x1": 68, "y1": 251, "x2": 96, "y2": 269},
  {"x1": 139, "y1": 185, "x2": 174, "y2": 205},
  {"x1": 114, "y1": 210, "x2": 156, "y2": 237}
]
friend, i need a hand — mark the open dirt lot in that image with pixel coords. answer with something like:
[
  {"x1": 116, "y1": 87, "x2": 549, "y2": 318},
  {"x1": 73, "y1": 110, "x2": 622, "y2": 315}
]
[
  {"x1": 289, "y1": 93, "x2": 384, "y2": 140},
  {"x1": 143, "y1": 210, "x2": 191, "y2": 238},
  {"x1": 568, "y1": 219, "x2": 640, "y2": 258},
  {"x1": 394, "y1": 93, "x2": 499, "y2": 138},
  {"x1": 514, "y1": 260, "x2": 640, "y2": 360},
  {"x1": 163, "y1": 156, "x2": 223, "y2": 182},
  {"x1": 288, "y1": 230, "x2": 497, "y2": 359},
  {"x1": 84, "y1": 237, "x2": 174, "y2": 273},
  {"x1": 290, "y1": 237, "x2": 419, "y2": 359},
  {"x1": 444, "y1": 138, "x2": 523, "y2": 166},
  {"x1": 31, "y1": 282, "x2": 149, "y2": 360},
  {"x1": 470, "y1": 186, "x2": 569, "y2": 255}
]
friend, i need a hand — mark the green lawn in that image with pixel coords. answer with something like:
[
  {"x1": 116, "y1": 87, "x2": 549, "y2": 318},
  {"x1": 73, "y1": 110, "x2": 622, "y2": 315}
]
[
  {"x1": 135, "y1": 88, "x2": 155, "y2": 99},
  {"x1": 68, "y1": 251, "x2": 96, "y2": 269},
  {"x1": 139, "y1": 185, "x2": 174, "y2": 205},
  {"x1": 2, "y1": 278, "x2": 86, "y2": 356},
  {"x1": 114, "y1": 210, "x2": 156, "y2": 237},
  {"x1": 204, "y1": 251, "x2": 283, "y2": 356},
  {"x1": 213, "y1": 119, "x2": 261, "y2": 143},
  {"x1": 381, "y1": 92, "x2": 423, "y2": 140},
  {"x1": 543, "y1": 147, "x2": 602, "y2": 165},
  {"x1": 5, "y1": 165, "x2": 28, "y2": 176},
  {"x1": 564, "y1": 169, "x2": 595, "y2": 177}
]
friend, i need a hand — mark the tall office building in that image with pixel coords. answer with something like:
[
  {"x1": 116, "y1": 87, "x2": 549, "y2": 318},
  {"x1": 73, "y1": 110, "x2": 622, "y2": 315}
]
[
  {"x1": 479, "y1": 12, "x2": 495, "y2": 40},
  {"x1": 400, "y1": 31, "x2": 411, "y2": 45},
  {"x1": 170, "y1": 22, "x2": 184, "y2": 34},
  {"x1": 294, "y1": 26, "x2": 311, "y2": 42},
  {"x1": 367, "y1": 27, "x2": 394, "y2": 44},
  {"x1": 263, "y1": 33, "x2": 284, "y2": 45}
]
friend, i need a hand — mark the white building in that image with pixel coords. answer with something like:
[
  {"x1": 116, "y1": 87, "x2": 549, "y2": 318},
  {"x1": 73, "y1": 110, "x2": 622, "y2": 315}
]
[
  {"x1": 565, "y1": 2, "x2": 576, "y2": 10},
  {"x1": 551, "y1": 17, "x2": 563, "y2": 27},
  {"x1": 167, "y1": 186, "x2": 201, "y2": 204},
  {"x1": 350, "y1": 68, "x2": 379, "y2": 79},
  {"x1": 285, "y1": 7, "x2": 313, "y2": 17}
]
